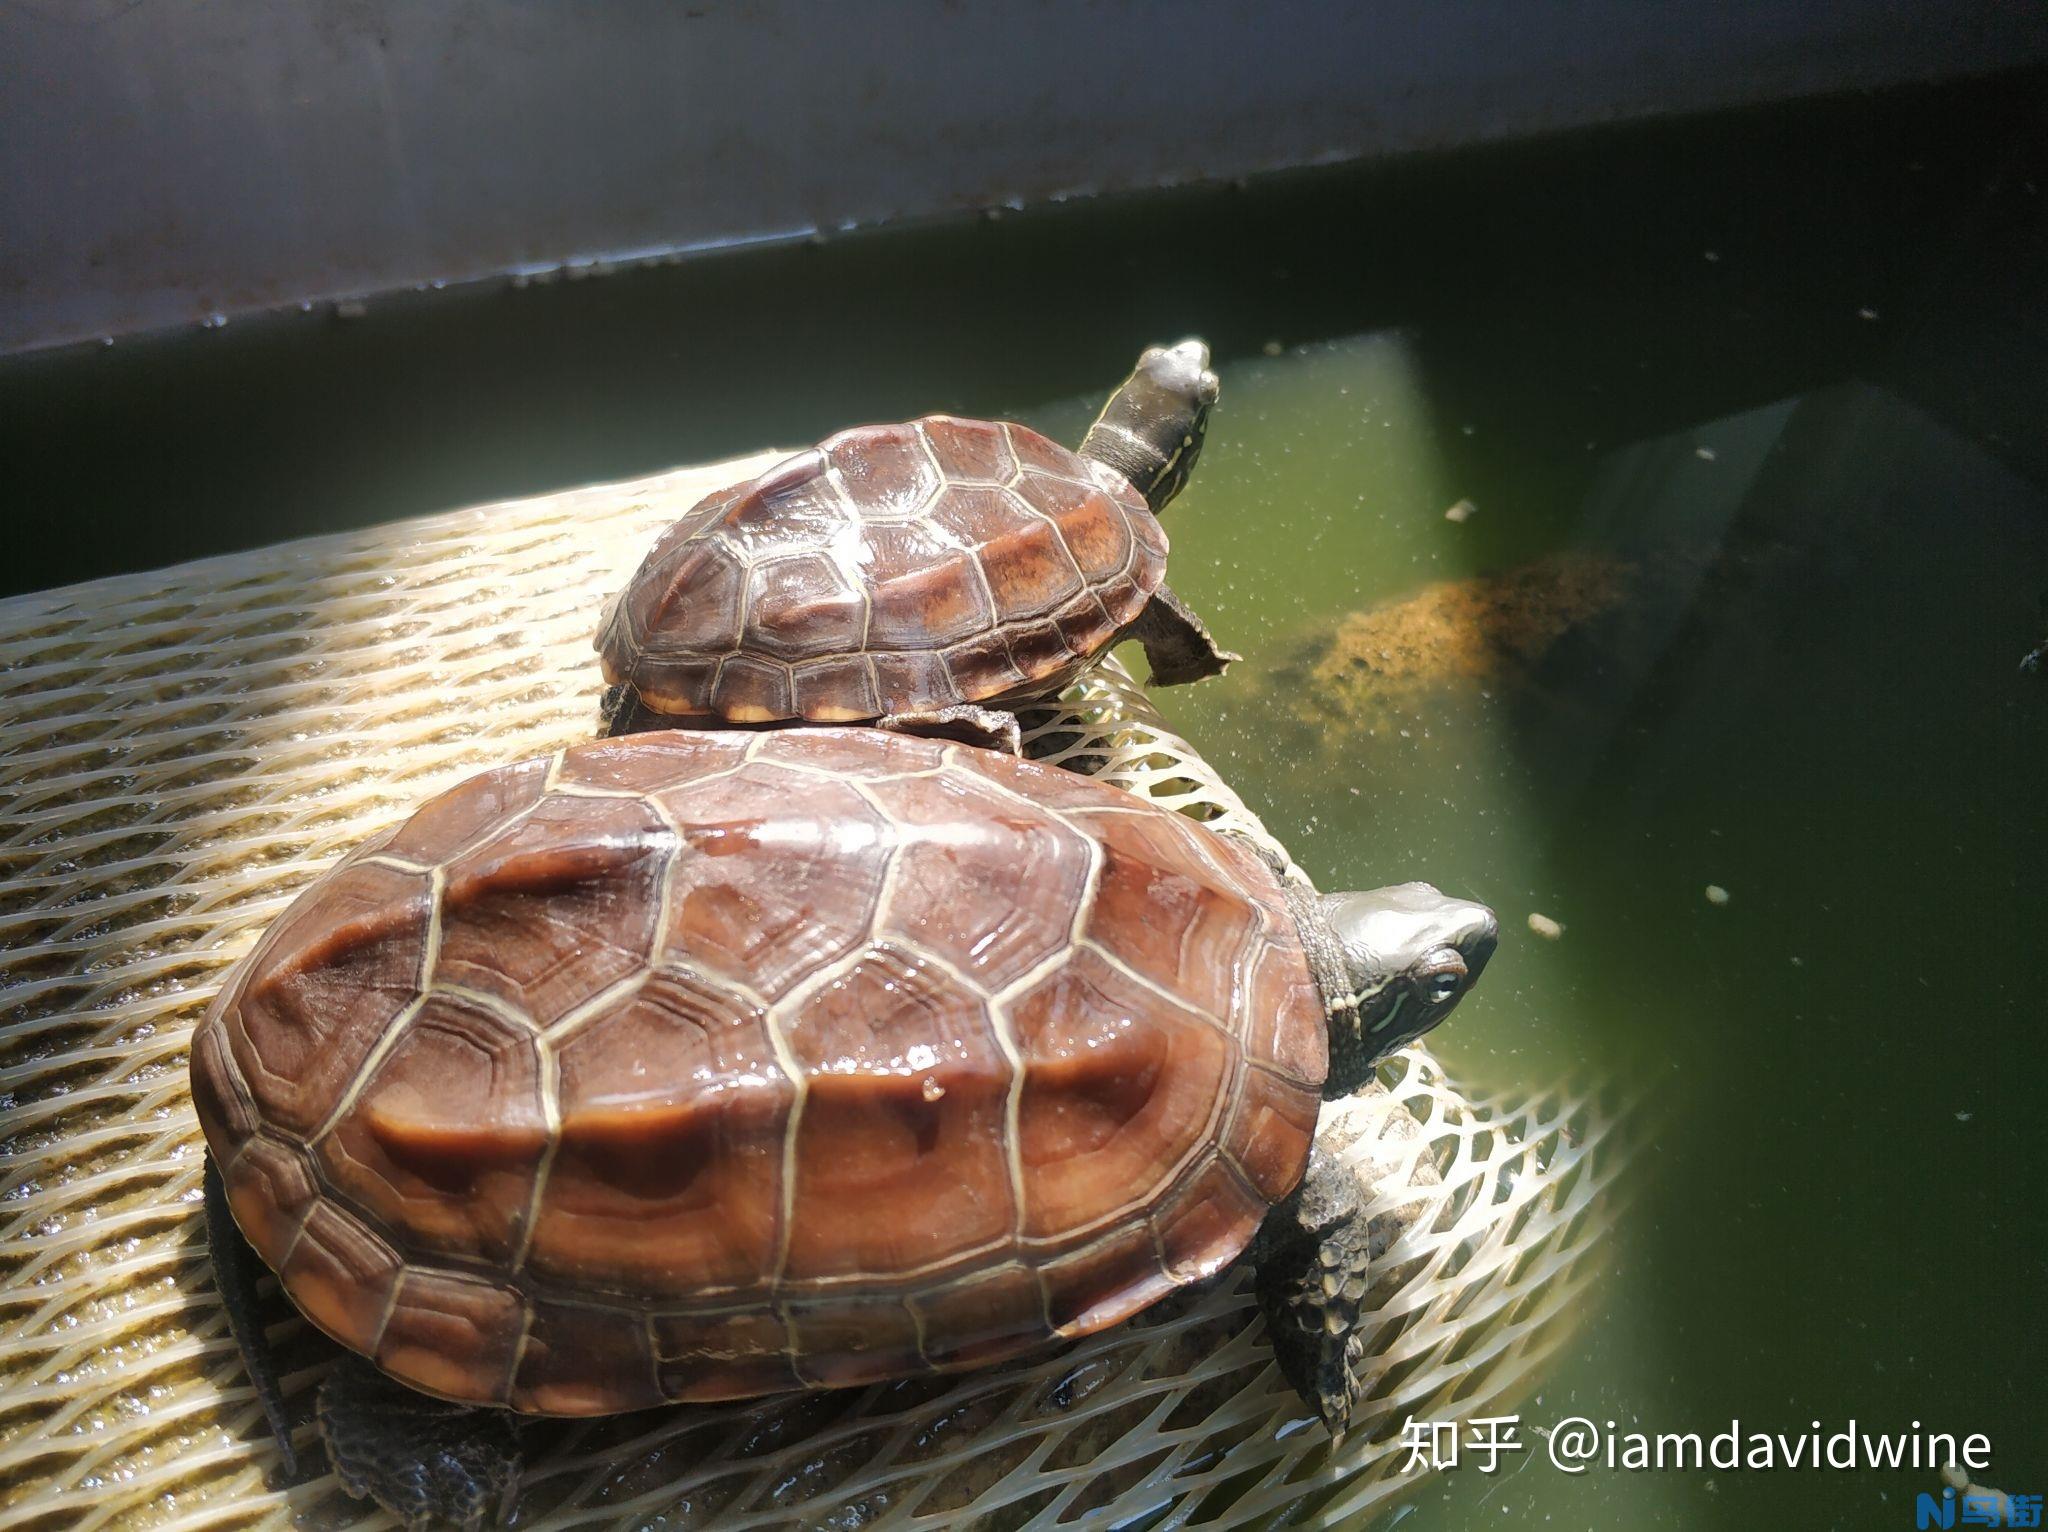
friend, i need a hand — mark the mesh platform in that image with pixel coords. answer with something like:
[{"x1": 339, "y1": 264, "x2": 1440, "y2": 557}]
[{"x1": 0, "y1": 454, "x2": 1634, "y2": 1530}]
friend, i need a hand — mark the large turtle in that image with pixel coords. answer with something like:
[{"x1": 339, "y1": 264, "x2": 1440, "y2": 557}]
[
  {"x1": 594, "y1": 342, "x2": 1237, "y2": 751},
  {"x1": 193, "y1": 728, "x2": 1497, "y2": 1528}
]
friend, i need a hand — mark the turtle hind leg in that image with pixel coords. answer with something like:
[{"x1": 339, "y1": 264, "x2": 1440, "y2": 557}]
[
  {"x1": 1250, "y1": 1143, "x2": 1377, "y2": 1439},
  {"x1": 1124, "y1": 585, "x2": 1240, "y2": 688},
  {"x1": 318, "y1": 1356, "x2": 522, "y2": 1532},
  {"x1": 597, "y1": 683, "x2": 672, "y2": 738},
  {"x1": 876, "y1": 704, "x2": 1022, "y2": 756},
  {"x1": 204, "y1": 1155, "x2": 300, "y2": 1477}
]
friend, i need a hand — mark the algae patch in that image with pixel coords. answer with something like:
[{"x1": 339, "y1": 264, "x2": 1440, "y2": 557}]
[{"x1": 1271, "y1": 550, "x2": 1642, "y2": 743}]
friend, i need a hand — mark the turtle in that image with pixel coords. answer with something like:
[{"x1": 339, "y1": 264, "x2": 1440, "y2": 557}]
[
  {"x1": 593, "y1": 341, "x2": 1237, "y2": 752},
  {"x1": 192, "y1": 727, "x2": 1498, "y2": 1529}
]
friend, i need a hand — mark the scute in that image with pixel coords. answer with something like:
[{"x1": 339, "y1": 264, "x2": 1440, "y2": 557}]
[
  {"x1": 743, "y1": 552, "x2": 869, "y2": 662},
  {"x1": 921, "y1": 414, "x2": 1017, "y2": 482},
  {"x1": 780, "y1": 946, "x2": 1015, "y2": 1282},
  {"x1": 1009, "y1": 948, "x2": 1235, "y2": 1244},
  {"x1": 436, "y1": 791, "x2": 668, "y2": 1027},
  {"x1": 595, "y1": 416, "x2": 1167, "y2": 722},
  {"x1": 541, "y1": 969, "x2": 790, "y2": 1294},
  {"x1": 825, "y1": 422, "x2": 943, "y2": 519},
  {"x1": 658, "y1": 760, "x2": 894, "y2": 999},
  {"x1": 864, "y1": 542, "x2": 995, "y2": 649},
  {"x1": 616, "y1": 536, "x2": 747, "y2": 659},
  {"x1": 319, "y1": 990, "x2": 549, "y2": 1268},
  {"x1": 1084, "y1": 808, "x2": 1265, "y2": 1025},
  {"x1": 226, "y1": 859, "x2": 430, "y2": 1139},
  {"x1": 865, "y1": 768, "x2": 1096, "y2": 992},
  {"x1": 377, "y1": 1268, "x2": 525, "y2": 1404},
  {"x1": 192, "y1": 729, "x2": 1323, "y2": 1413},
  {"x1": 1027, "y1": 472, "x2": 1134, "y2": 579}
]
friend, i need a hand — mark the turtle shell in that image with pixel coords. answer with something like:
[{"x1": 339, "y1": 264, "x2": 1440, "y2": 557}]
[
  {"x1": 191, "y1": 729, "x2": 1326, "y2": 1415},
  {"x1": 595, "y1": 417, "x2": 1168, "y2": 723}
]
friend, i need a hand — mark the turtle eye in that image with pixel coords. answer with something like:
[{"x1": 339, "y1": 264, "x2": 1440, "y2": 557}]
[{"x1": 1423, "y1": 972, "x2": 1464, "y2": 1006}]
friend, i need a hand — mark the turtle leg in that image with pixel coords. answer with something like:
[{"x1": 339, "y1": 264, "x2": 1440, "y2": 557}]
[
  {"x1": 876, "y1": 704, "x2": 1023, "y2": 756},
  {"x1": 317, "y1": 1355, "x2": 522, "y2": 1532},
  {"x1": 1123, "y1": 585, "x2": 1240, "y2": 688},
  {"x1": 204, "y1": 1155, "x2": 300, "y2": 1476},
  {"x1": 597, "y1": 683, "x2": 672, "y2": 738},
  {"x1": 1249, "y1": 1139, "x2": 1381, "y2": 1440}
]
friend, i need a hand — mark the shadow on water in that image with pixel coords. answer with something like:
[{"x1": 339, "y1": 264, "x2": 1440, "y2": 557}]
[
  {"x1": 1449, "y1": 387, "x2": 2045, "y2": 1531},
  {"x1": 1364, "y1": 99, "x2": 2048, "y2": 1526}
]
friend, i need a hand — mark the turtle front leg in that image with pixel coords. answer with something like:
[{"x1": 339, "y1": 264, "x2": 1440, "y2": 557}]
[
  {"x1": 1250, "y1": 1138, "x2": 1384, "y2": 1439},
  {"x1": 876, "y1": 704, "x2": 1023, "y2": 756},
  {"x1": 204, "y1": 1155, "x2": 300, "y2": 1476},
  {"x1": 318, "y1": 1355, "x2": 522, "y2": 1532},
  {"x1": 1123, "y1": 585, "x2": 1240, "y2": 688}
]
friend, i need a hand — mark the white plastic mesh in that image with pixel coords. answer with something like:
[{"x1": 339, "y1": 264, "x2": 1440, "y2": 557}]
[{"x1": 0, "y1": 454, "x2": 1634, "y2": 1531}]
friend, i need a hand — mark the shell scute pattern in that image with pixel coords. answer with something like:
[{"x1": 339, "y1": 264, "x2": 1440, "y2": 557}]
[
  {"x1": 544, "y1": 969, "x2": 790, "y2": 1295},
  {"x1": 596, "y1": 418, "x2": 1166, "y2": 721},
  {"x1": 781, "y1": 950, "x2": 1015, "y2": 1283},
  {"x1": 226, "y1": 861, "x2": 430, "y2": 1140},
  {"x1": 744, "y1": 552, "x2": 868, "y2": 662},
  {"x1": 1010, "y1": 947, "x2": 1235, "y2": 1245},
  {"x1": 191, "y1": 730, "x2": 1324, "y2": 1415},
  {"x1": 322, "y1": 989, "x2": 549, "y2": 1266},
  {"x1": 437, "y1": 790, "x2": 671, "y2": 1023}
]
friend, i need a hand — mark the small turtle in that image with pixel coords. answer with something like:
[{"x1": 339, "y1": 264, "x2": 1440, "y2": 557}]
[
  {"x1": 594, "y1": 342, "x2": 1236, "y2": 752},
  {"x1": 193, "y1": 729, "x2": 1496, "y2": 1529}
]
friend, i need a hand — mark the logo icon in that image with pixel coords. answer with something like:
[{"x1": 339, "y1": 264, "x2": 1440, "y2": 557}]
[{"x1": 1915, "y1": 1487, "x2": 2044, "y2": 1528}]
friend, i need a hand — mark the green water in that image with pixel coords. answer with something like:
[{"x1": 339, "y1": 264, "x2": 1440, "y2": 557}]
[
  {"x1": 8, "y1": 70, "x2": 2046, "y2": 1530},
  {"x1": 1048, "y1": 338, "x2": 2048, "y2": 1531},
  {"x1": 1023, "y1": 98, "x2": 2045, "y2": 1529}
]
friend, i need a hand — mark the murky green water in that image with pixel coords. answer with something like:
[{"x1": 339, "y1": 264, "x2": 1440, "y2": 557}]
[
  {"x1": 6, "y1": 70, "x2": 2044, "y2": 1530},
  {"x1": 1042, "y1": 335, "x2": 2048, "y2": 1531}
]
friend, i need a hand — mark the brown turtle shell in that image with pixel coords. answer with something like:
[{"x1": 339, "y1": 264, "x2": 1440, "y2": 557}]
[
  {"x1": 595, "y1": 417, "x2": 1168, "y2": 723},
  {"x1": 191, "y1": 729, "x2": 1325, "y2": 1415}
]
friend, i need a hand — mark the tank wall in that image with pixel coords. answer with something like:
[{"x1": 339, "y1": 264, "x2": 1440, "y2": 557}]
[{"x1": 4, "y1": 0, "x2": 2045, "y2": 355}]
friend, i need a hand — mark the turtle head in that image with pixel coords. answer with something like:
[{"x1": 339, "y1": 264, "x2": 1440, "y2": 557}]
[
  {"x1": 1079, "y1": 339, "x2": 1221, "y2": 515},
  {"x1": 1319, "y1": 882, "x2": 1498, "y2": 1096}
]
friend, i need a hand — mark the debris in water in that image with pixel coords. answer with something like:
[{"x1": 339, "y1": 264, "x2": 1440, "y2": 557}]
[
  {"x1": 1262, "y1": 339, "x2": 1284, "y2": 357},
  {"x1": 1444, "y1": 499, "x2": 1477, "y2": 524},
  {"x1": 334, "y1": 299, "x2": 368, "y2": 320},
  {"x1": 1704, "y1": 884, "x2": 1730, "y2": 906},
  {"x1": 1858, "y1": 306, "x2": 1880, "y2": 320},
  {"x1": 2018, "y1": 594, "x2": 2046, "y2": 676},
  {"x1": 1527, "y1": 912, "x2": 1565, "y2": 940},
  {"x1": 1695, "y1": 446, "x2": 1718, "y2": 461}
]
